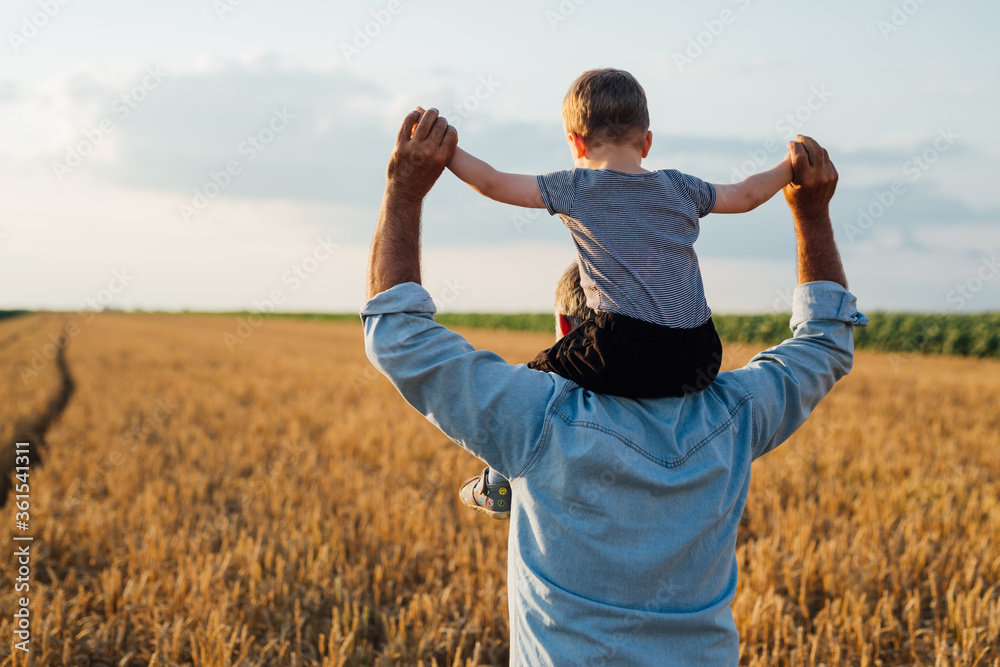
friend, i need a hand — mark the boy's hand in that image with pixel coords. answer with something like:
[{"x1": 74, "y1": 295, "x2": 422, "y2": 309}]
[
  {"x1": 783, "y1": 135, "x2": 837, "y2": 224},
  {"x1": 387, "y1": 107, "x2": 458, "y2": 203}
]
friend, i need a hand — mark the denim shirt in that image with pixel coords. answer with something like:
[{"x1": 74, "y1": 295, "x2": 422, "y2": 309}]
[{"x1": 362, "y1": 281, "x2": 867, "y2": 666}]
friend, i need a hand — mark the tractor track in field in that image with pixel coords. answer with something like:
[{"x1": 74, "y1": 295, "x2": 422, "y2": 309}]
[{"x1": 1, "y1": 332, "x2": 75, "y2": 508}]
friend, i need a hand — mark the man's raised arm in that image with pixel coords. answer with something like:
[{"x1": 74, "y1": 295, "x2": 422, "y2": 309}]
[
  {"x1": 784, "y1": 135, "x2": 848, "y2": 288},
  {"x1": 362, "y1": 109, "x2": 558, "y2": 480},
  {"x1": 731, "y1": 135, "x2": 867, "y2": 460},
  {"x1": 366, "y1": 107, "x2": 457, "y2": 299}
]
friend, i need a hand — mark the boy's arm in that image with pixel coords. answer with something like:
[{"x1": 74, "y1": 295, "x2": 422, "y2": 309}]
[
  {"x1": 448, "y1": 146, "x2": 545, "y2": 209},
  {"x1": 712, "y1": 153, "x2": 793, "y2": 214}
]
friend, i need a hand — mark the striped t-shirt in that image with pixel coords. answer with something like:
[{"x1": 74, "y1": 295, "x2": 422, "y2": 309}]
[{"x1": 537, "y1": 168, "x2": 717, "y2": 328}]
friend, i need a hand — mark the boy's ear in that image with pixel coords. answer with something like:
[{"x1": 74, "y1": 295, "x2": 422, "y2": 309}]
[
  {"x1": 567, "y1": 132, "x2": 588, "y2": 159},
  {"x1": 557, "y1": 313, "x2": 575, "y2": 338},
  {"x1": 641, "y1": 131, "x2": 653, "y2": 159}
]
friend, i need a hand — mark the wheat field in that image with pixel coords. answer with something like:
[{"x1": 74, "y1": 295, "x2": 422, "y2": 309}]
[{"x1": 0, "y1": 312, "x2": 998, "y2": 666}]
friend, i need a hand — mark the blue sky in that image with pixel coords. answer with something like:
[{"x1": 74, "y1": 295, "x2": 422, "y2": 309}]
[{"x1": 1, "y1": 0, "x2": 997, "y2": 313}]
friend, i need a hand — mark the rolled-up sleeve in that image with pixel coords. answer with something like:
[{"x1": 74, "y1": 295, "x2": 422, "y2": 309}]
[
  {"x1": 729, "y1": 281, "x2": 869, "y2": 460},
  {"x1": 361, "y1": 283, "x2": 559, "y2": 479}
]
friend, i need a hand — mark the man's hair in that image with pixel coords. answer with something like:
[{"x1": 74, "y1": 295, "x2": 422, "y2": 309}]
[
  {"x1": 555, "y1": 263, "x2": 595, "y2": 327},
  {"x1": 562, "y1": 68, "x2": 649, "y2": 150}
]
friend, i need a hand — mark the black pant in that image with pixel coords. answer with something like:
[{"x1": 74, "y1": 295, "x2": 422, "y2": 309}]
[{"x1": 527, "y1": 311, "x2": 723, "y2": 399}]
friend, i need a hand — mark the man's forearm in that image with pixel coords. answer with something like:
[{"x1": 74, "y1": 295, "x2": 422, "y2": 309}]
[
  {"x1": 366, "y1": 186, "x2": 422, "y2": 300},
  {"x1": 794, "y1": 209, "x2": 848, "y2": 288}
]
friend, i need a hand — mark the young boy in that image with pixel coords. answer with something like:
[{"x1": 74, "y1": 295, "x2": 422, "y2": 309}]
[{"x1": 447, "y1": 68, "x2": 793, "y2": 519}]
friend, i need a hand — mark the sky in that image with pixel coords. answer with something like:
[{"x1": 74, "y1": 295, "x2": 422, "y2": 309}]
[{"x1": 1, "y1": 0, "x2": 998, "y2": 314}]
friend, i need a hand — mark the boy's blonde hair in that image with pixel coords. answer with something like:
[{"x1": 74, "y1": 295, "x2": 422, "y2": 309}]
[
  {"x1": 562, "y1": 68, "x2": 649, "y2": 149},
  {"x1": 554, "y1": 262, "x2": 595, "y2": 327}
]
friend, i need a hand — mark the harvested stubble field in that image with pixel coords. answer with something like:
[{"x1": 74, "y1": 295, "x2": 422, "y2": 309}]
[{"x1": 0, "y1": 312, "x2": 998, "y2": 667}]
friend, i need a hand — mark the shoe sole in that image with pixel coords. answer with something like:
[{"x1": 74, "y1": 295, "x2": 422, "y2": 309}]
[{"x1": 469, "y1": 504, "x2": 510, "y2": 520}]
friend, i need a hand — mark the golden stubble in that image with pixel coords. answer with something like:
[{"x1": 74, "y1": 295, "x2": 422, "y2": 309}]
[{"x1": 0, "y1": 314, "x2": 997, "y2": 666}]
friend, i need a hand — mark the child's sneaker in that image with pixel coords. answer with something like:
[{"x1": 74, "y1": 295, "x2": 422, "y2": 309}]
[{"x1": 459, "y1": 467, "x2": 511, "y2": 520}]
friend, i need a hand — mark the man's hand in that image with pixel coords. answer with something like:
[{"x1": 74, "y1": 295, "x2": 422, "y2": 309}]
[
  {"x1": 386, "y1": 107, "x2": 458, "y2": 203},
  {"x1": 782, "y1": 135, "x2": 848, "y2": 288},
  {"x1": 783, "y1": 134, "x2": 838, "y2": 224}
]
